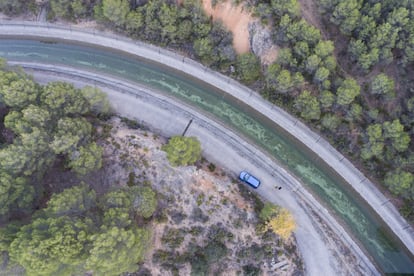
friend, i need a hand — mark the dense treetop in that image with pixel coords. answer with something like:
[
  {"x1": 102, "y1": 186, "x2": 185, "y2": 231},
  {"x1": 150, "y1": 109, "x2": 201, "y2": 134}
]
[{"x1": 0, "y1": 63, "x2": 110, "y2": 218}]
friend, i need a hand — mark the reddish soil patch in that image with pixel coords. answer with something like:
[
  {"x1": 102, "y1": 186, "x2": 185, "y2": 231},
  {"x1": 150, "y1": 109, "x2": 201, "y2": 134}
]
[{"x1": 202, "y1": 0, "x2": 254, "y2": 54}]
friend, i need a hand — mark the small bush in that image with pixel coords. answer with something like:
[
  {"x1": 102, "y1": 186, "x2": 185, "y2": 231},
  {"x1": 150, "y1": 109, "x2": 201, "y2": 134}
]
[
  {"x1": 208, "y1": 163, "x2": 216, "y2": 172},
  {"x1": 161, "y1": 228, "x2": 185, "y2": 249},
  {"x1": 121, "y1": 117, "x2": 141, "y2": 129},
  {"x1": 162, "y1": 136, "x2": 201, "y2": 167},
  {"x1": 196, "y1": 193, "x2": 205, "y2": 206},
  {"x1": 242, "y1": 264, "x2": 261, "y2": 276}
]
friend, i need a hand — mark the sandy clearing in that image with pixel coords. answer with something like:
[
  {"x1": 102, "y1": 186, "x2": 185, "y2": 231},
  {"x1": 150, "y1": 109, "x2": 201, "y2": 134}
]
[
  {"x1": 297, "y1": 0, "x2": 323, "y2": 32},
  {"x1": 202, "y1": 0, "x2": 254, "y2": 54},
  {"x1": 260, "y1": 44, "x2": 279, "y2": 65}
]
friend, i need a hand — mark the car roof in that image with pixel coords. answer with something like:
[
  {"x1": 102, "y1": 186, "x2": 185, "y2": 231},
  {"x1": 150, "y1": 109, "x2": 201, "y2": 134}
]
[
  {"x1": 246, "y1": 175, "x2": 260, "y2": 188},
  {"x1": 240, "y1": 171, "x2": 260, "y2": 188}
]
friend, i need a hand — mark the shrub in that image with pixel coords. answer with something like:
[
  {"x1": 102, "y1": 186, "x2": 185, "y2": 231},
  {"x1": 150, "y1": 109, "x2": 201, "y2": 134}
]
[{"x1": 162, "y1": 136, "x2": 201, "y2": 166}]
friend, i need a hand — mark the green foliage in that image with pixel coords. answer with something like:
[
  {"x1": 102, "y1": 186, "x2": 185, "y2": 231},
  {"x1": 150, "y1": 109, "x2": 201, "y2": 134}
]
[
  {"x1": 80, "y1": 86, "x2": 111, "y2": 115},
  {"x1": 325, "y1": 0, "x2": 414, "y2": 67},
  {"x1": 269, "y1": 0, "x2": 300, "y2": 18},
  {"x1": 101, "y1": 0, "x2": 130, "y2": 27},
  {"x1": 370, "y1": 73, "x2": 395, "y2": 96},
  {"x1": 236, "y1": 53, "x2": 261, "y2": 83},
  {"x1": 162, "y1": 227, "x2": 185, "y2": 248},
  {"x1": 44, "y1": 184, "x2": 97, "y2": 217},
  {"x1": 0, "y1": 69, "x2": 105, "y2": 185},
  {"x1": 319, "y1": 90, "x2": 335, "y2": 109},
  {"x1": 203, "y1": 241, "x2": 228, "y2": 263},
  {"x1": 0, "y1": 78, "x2": 39, "y2": 108},
  {"x1": 276, "y1": 48, "x2": 296, "y2": 67},
  {"x1": 131, "y1": 186, "x2": 158, "y2": 219},
  {"x1": 187, "y1": 238, "x2": 228, "y2": 276},
  {"x1": 103, "y1": 207, "x2": 132, "y2": 228},
  {"x1": 158, "y1": 2, "x2": 179, "y2": 43},
  {"x1": 314, "y1": 67, "x2": 330, "y2": 84},
  {"x1": 336, "y1": 78, "x2": 360, "y2": 106},
  {"x1": 125, "y1": 10, "x2": 143, "y2": 34},
  {"x1": 314, "y1": 40, "x2": 335, "y2": 59},
  {"x1": 50, "y1": 0, "x2": 95, "y2": 20},
  {"x1": 51, "y1": 117, "x2": 92, "y2": 154},
  {"x1": 305, "y1": 54, "x2": 321, "y2": 74},
  {"x1": 259, "y1": 202, "x2": 279, "y2": 221},
  {"x1": 384, "y1": 170, "x2": 413, "y2": 200},
  {"x1": 4, "y1": 110, "x2": 31, "y2": 134},
  {"x1": 68, "y1": 142, "x2": 103, "y2": 175},
  {"x1": 21, "y1": 105, "x2": 51, "y2": 130},
  {"x1": 193, "y1": 37, "x2": 215, "y2": 65},
  {"x1": 41, "y1": 82, "x2": 89, "y2": 116},
  {"x1": 162, "y1": 136, "x2": 201, "y2": 167},
  {"x1": 361, "y1": 124, "x2": 384, "y2": 160},
  {"x1": 9, "y1": 216, "x2": 92, "y2": 276},
  {"x1": 383, "y1": 119, "x2": 410, "y2": 152},
  {"x1": 190, "y1": 253, "x2": 209, "y2": 276},
  {"x1": 5, "y1": 184, "x2": 154, "y2": 275},
  {"x1": 330, "y1": 0, "x2": 361, "y2": 34},
  {"x1": 0, "y1": 0, "x2": 35, "y2": 15},
  {"x1": 242, "y1": 264, "x2": 262, "y2": 276},
  {"x1": 0, "y1": 65, "x2": 154, "y2": 275},
  {"x1": 86, "y1": 226, "x2": 149, "y2": 276},
  {"x1": 0, "y1": 222, "x2": 21, "y2": 252},
  {"x1": 266, "y1": 66, "x2": 296, "y2": 94},
  {"x1": 347, "y1": 103, "x2": 362, "y2": 122},
  {"x1": 0, "y1": 172, "x2": 33, "y2": 217},
  {"x1": 101, "y1": 186, "x2": 158, "y2": 222},
  {"x1": 102, "y1": 188, "x2": 132, "y2": 209},
  {"x1": 294, "y1": 90, "x2": 321, "y2": 120},
  {"x1": 0, "y1": 129, "x2": 53, "y2": 176},
  {"x1": 321, "y1": 113, "x2": 341, "y2": 131},
  {"x1": 293, "y1": 41, "x2": 310, "y2": 60}
]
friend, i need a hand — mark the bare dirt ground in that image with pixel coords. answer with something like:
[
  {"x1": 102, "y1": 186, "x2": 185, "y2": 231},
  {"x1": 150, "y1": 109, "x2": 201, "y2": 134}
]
[
  {"x1": 297, "y1": 0, "x2": 326, "y2": 37},
  {"x1": 260, "y1": 44, "x2": 279, "y2": 65},
  {"x1": 202, "y1": 0, "x2": 254, "y2": 54},
  {"x1": 201, "y1": 0, "x2": 278, "y2": 64},
  {"x1": 101, "y1": 117, "x2": 303, "y2": 275}
]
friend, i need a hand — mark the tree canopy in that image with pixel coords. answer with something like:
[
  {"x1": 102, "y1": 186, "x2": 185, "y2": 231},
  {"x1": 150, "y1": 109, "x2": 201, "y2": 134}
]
[
  {"x1": 0, "y1": 65, "x2": 108, "y2": 219},
  {"x1": 162, "y1": 136, "x2": 201, "y2": 167},
  {"x1": 259, "y1": 203, "x2": 296, "y2": 240},
  {"x1": 5, "y1": 184, "x2": 156, "y2": 276}
]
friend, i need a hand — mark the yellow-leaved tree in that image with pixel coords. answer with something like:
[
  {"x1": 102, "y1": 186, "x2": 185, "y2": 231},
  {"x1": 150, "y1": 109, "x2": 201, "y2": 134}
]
[
  {"x1": 266, "y1": 208, "x2": 296, "y2": 240},
  {"x1": 259, "y1": 203, "x2": 296, "y2": 240}
]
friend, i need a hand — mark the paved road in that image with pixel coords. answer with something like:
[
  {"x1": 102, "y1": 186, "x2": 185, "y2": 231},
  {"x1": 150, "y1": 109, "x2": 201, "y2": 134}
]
[{"x1": 18, "y1": 63, "x2": 379, "y2": 275}]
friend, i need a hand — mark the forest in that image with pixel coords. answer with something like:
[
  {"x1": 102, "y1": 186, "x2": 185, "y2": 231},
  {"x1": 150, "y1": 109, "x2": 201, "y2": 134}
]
[
  {"x1": 254, "y1": 0, "x2": 414, "y2": 220},
  {"x1": 0, "y1": 61, "x2": 159, "y2": 275},
  {"x1": 0, "y1": 0, "x2": 412, "y2": 222}
]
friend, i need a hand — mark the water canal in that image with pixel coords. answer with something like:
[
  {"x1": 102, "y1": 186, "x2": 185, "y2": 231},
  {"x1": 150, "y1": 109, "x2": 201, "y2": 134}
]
[{"x1": 0, "y1": 39, "x2": 413, "y2": 274}]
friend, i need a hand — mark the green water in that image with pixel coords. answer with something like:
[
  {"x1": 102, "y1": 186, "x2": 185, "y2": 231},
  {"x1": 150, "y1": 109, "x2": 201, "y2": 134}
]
[{"x1": 0, "y1": 39, "x2": 413, "y2": 274}]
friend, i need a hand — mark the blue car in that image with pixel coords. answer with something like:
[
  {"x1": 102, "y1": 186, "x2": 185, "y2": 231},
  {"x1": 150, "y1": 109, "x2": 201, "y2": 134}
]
[{"x1": 239, "y1": 171, "x2": 261, "y2": 188}]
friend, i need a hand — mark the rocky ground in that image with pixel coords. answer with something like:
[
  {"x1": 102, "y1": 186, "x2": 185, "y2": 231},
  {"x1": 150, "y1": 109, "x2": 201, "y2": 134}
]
[{"x1": 99, "y1": 117, "x2": 303, "y2": 275}]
